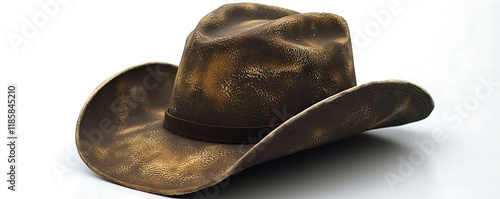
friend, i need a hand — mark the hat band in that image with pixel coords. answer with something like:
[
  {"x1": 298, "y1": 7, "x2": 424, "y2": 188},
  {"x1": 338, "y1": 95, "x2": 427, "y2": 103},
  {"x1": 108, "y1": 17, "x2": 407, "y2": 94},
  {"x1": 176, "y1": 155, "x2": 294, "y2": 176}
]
[{"x1": 163, "y1": 110, "x2": 280, "y2": 144}]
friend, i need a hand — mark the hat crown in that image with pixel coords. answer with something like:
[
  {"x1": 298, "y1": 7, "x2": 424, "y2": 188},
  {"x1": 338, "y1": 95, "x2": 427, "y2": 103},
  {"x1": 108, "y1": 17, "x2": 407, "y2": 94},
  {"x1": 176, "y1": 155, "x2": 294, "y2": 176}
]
[{"x1": 168, "y1": 3, "x2": 356, "y2": 128}]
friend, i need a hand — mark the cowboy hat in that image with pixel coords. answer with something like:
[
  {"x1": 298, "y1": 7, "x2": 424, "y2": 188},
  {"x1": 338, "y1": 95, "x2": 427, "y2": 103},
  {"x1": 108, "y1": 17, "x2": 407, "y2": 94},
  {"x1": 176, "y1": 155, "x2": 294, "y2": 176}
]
[{"x1": 76, "y1": 3, "x2": 434, "y2": 196}]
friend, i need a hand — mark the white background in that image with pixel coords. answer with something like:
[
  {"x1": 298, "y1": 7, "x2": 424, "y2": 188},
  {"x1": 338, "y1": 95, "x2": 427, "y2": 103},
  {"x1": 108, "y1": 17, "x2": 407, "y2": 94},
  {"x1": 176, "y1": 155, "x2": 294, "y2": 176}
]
[{"x1": 1, "y1": 0, "x2": 499, "y2": 198}]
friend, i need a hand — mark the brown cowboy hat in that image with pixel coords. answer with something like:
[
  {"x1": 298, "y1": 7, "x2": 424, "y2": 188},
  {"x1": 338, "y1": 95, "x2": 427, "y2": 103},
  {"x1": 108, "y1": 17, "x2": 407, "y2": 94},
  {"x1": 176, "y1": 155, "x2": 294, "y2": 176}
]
[{"x1": 76, "y1": 3, "x2": 434, "y2": 196}]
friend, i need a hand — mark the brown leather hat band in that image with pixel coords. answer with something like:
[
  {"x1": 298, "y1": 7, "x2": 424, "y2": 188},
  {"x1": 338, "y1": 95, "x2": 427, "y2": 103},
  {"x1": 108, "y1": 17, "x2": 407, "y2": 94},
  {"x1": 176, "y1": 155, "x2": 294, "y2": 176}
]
[{"x1": 163, "y1": 110, "x2": 279, "y2": 144}]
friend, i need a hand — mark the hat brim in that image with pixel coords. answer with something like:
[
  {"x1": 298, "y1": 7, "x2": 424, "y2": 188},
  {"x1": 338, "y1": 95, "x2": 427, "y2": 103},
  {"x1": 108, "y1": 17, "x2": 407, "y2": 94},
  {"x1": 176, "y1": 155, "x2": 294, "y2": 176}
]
[{"x1": 76, "y1": 62, "x2": 433, "y2": 195}]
